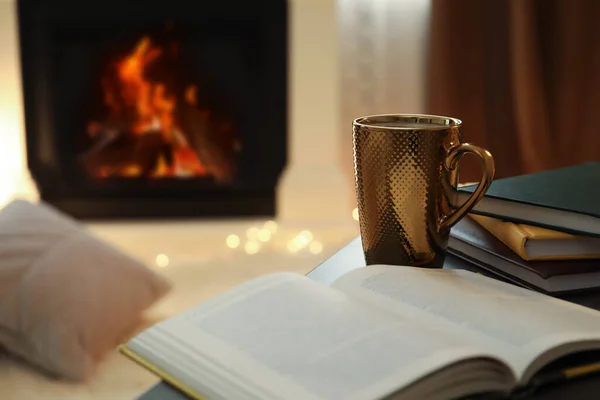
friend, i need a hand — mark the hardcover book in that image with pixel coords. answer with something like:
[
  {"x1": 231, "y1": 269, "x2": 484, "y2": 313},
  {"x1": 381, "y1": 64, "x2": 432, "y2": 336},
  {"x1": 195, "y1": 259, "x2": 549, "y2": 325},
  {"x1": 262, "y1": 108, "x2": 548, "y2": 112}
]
[
  {"x1": 469, "y1": 214, "x2": 600, "y2": 261},
  {"x1": 449, "y1": 217, "x2": 600, "y2": 294},
  {"x1": 459, "y1": 162, "x2": 600, "y2": 237}
]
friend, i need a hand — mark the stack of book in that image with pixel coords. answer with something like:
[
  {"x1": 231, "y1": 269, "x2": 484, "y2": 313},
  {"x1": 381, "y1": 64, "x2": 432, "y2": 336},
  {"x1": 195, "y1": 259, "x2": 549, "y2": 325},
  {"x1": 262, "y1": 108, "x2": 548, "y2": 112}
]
[{"x1": 449, "y1": 162, "x2": 600, "y2": 295}]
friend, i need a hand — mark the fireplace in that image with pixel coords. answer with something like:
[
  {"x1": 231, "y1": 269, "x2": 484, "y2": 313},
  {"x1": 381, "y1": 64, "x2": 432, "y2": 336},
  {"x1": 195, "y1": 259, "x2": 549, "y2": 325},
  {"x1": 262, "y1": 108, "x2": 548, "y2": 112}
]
[{"x1": 18, "y1": 0, "x2": 287, "y2": 219}]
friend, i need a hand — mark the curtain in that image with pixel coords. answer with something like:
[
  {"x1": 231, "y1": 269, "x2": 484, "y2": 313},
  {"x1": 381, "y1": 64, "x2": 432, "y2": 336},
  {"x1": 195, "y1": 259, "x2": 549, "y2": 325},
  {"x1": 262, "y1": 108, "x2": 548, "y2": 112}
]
[
  {"x1": 427, "y1": 0, "x2": 600, "y2": 182},
  {"x1": 338, "y1": 0, "x2": 431, "y2": 182}
]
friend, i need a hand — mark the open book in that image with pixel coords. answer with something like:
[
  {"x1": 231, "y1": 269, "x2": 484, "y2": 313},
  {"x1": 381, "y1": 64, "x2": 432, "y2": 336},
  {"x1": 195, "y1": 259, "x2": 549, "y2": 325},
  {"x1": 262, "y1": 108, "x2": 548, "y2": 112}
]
[{"x1": 122, "y1": 266, "x2": 600, "y2": 400}]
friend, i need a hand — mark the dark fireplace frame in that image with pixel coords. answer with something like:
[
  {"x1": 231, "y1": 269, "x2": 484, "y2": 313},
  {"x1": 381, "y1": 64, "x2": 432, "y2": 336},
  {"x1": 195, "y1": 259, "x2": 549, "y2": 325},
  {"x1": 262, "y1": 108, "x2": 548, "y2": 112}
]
[{"x1": 17, "y1": 0, "x2": 287, "y2": 220}]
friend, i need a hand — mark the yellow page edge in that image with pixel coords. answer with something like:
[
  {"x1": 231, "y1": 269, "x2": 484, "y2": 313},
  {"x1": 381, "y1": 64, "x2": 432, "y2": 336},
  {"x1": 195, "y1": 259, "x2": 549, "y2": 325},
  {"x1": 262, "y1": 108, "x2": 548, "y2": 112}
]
[
  {"x1": 119, "y1": 344, "x2": 208, "y2": 400},
  {"x1": 564, "y1": 361, "x2": 600, "y2": 379}
]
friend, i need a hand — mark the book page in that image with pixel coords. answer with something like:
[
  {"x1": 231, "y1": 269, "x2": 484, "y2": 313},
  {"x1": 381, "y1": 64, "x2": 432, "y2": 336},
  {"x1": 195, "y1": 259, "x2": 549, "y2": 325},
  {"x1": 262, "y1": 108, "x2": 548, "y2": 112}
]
[
  {"x1": 128, "y1": 272, "x2": 502, "y2": 400},
  {"x1": 332, "y1": 265, "x2": 600, "y2": 382}
]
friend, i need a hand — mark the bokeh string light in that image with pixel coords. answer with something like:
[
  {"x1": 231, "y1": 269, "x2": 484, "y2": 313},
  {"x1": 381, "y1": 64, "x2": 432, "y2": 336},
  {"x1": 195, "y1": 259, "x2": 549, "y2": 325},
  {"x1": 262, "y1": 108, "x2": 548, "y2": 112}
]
[
  {"x1": 224, "y1": 220, "x2": 331, "y2": 255},
  {"x1": 222, "y1": 208, "x2": 361, "y2": 255}
]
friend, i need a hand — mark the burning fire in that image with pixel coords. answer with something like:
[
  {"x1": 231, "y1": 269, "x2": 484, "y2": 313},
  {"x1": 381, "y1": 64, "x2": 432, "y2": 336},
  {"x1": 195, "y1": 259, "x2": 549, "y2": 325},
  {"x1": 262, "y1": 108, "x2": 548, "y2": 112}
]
[
  {"x1": 86, "y1": 36, "x2": 211, "y2": 178},
  {"x1": 117, "y1": 37, "x2": 175, "y2": 137}
]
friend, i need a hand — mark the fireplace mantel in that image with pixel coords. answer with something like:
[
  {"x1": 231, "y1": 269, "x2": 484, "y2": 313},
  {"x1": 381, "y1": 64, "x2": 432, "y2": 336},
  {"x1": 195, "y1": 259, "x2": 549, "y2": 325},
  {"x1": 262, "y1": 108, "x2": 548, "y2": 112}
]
[
  {"x1": 18, "y1": 0, "x2": 289, "y2": 219},
  {"x1": 0, "y1": 0, "x2": 356, "y2": 225},
  {"x1": 0, "y1": 0, "x2": 429, "y2": 226}
]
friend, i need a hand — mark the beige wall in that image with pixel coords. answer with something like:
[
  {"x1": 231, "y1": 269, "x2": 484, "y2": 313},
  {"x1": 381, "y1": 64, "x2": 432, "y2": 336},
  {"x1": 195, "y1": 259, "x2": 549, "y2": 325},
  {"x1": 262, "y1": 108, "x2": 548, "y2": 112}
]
[{"x1": 0, "y1": 0, "x2": 27, "y2": 188}]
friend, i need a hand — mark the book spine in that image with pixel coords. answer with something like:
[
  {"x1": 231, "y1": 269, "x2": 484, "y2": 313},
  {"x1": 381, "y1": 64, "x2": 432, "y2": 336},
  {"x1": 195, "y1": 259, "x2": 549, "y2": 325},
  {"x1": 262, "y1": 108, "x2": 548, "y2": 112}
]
[{"x1": 469, "y1": 214, "x2": 532, "y2": 260}]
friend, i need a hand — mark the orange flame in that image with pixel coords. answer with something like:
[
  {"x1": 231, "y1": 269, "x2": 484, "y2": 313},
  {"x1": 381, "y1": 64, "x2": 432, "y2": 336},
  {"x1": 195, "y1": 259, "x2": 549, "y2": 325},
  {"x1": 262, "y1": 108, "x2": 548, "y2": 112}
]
[
  {"x1": 116, "y1": 36, "x2": 164, "y2": 134},
  {"x1": 95, "y1": 36, "x2": 209, "y2": 178}
]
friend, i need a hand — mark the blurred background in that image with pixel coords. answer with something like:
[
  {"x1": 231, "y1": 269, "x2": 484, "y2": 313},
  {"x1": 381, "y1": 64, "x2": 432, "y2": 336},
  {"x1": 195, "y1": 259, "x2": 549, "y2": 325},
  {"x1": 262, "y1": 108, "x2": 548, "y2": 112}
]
[
  {"x1": 0, "y1": 0, "x2": 428, "y2": 218},
  {"x1": 0, "y1": 0, "x2": 598, "y2": 282},
  {"x1": 427, "y1": 0, "x2": 600, "y2": 182}
]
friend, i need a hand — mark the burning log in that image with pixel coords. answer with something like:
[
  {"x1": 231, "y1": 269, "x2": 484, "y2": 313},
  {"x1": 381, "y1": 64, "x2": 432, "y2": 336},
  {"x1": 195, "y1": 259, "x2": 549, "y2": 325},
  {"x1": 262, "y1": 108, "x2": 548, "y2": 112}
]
[
  {"x1": 81, "y1": 34, "x2": 237, "y2": 181},
  {"x1": 79, "y1": 129, "x2": 137, "y2": 177},
  {"x1": 131, "y1": 131, "x2": 174, "y2": 176},
  {"x1": 179, "y1": 103, "x2": 236, "y2": 184}
]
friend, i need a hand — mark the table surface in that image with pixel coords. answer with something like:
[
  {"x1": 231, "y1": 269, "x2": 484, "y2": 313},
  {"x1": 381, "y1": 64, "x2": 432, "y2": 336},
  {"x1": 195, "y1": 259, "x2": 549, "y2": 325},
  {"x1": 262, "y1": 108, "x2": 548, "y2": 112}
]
[{"x1": 138, "y1": 237, "x2": 600, "y2": 400}]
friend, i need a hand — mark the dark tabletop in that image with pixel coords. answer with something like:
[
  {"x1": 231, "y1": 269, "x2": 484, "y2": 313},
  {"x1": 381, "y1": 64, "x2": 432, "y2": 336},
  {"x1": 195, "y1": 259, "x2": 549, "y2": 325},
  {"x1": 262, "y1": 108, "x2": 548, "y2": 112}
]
[{"x1": 137, "y1": 237, "x2": 600, "y2": 400}]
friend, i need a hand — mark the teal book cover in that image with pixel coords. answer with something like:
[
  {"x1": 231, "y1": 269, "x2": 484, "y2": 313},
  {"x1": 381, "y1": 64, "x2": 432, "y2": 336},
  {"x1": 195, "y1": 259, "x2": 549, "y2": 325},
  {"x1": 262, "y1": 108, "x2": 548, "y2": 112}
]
[{"x1": 459, "y1": 162, "x2": 600, "y2": 237}]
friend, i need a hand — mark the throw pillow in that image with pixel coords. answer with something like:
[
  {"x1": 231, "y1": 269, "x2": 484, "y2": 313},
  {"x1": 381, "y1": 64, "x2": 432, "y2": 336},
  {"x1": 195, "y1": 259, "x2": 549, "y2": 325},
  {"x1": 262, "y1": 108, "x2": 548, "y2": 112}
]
[{"x1": 0, "y1": 199, "x2": 171, "y2": 381}]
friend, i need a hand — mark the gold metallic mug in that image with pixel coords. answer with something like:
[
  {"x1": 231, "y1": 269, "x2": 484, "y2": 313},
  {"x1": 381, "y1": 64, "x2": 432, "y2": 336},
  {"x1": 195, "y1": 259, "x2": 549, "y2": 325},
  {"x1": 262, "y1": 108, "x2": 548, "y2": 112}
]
[{"x1": 353, "y1": 114, "x2": 495, "y2": 268}]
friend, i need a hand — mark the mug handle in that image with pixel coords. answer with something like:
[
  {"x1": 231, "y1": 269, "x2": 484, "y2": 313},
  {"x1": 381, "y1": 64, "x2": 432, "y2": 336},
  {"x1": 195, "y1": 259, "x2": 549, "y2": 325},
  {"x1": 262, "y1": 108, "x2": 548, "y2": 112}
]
[{"x1": 437, "y1": 143, "x2": 495, "y2": 232}]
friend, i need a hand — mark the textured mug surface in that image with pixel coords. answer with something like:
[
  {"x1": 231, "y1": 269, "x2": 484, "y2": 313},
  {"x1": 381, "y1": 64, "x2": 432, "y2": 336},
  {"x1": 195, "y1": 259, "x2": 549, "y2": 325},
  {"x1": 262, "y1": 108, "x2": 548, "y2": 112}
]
[{"x1": 353, "y1": 114, "x2": 494, "y2": 268}]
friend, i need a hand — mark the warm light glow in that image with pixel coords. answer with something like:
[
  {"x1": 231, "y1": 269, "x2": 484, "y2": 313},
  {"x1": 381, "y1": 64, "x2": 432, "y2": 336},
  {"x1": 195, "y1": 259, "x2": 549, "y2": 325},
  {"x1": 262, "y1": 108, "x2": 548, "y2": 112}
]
[
  {"x1": 293, "y1": 236, "x2": 308, "y2": 249},
  {"x1": 246, "y1": 227, "x2": 260, "y2": 240},
  {"x1": 155, "y1": 253, "x2": 169, "y2": 267},
  {"x1": 352, "y1": 207, "x2": 359, "y2": 221},
  {"x1": 184, "y1": 84, "x2": 198, "y2": 105},
  {"x1": 287, "y1": 241, "x2": 299, "y2": 253},
  {"x1": 299, "y1": 230, "x2": 313, "y2": 243},
  {"x1": 264, "y1": 220, "x2": 278, "y2": 233},
  {"x1": 257, "y1": 229, "x2": 272, "y2": 242},
  {"x1": 244, "y1": 241, "x2": 260, "y2": 255},
  {"x1": 309, "y1": 241, "x2": 323, "y2": 254},
  {"x1": 0, "y1": 111, "x2": 24, "y2": 185},
  {"x1": 226, "y1": 234, "x2": 240, "y2": 249}
]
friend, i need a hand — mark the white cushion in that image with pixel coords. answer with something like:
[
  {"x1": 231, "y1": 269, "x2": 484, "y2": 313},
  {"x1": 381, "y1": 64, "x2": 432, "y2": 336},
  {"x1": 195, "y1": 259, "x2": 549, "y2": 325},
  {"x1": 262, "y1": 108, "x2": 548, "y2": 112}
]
[{"x1": 0, "y1": 200, "x2": 171, "y2": 381}]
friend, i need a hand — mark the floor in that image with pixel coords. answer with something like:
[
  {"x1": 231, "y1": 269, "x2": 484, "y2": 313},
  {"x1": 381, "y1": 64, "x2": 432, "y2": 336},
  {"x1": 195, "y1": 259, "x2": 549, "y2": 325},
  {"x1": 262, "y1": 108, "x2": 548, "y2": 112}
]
[
  {"x1": 0, "y1": 181, "x2": 360, "y2": 399},
  {"x1": 88, "y1": 218, "x2": 360, "y2": 317}
]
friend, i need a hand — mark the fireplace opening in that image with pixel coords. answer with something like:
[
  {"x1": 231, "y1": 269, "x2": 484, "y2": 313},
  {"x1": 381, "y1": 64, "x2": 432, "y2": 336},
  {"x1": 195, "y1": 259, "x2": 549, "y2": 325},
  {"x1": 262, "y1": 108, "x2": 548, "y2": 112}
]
[
  {"x1": 82, "y1": 33, "x2": 238, "y2": 183},
  {"x1": 18, "y1": 0, "x2": 287, "y2": 219}
]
